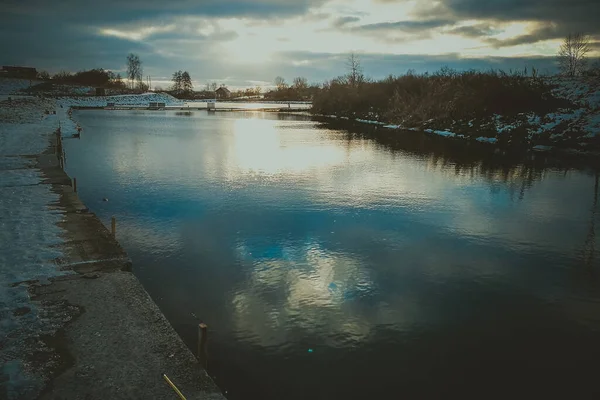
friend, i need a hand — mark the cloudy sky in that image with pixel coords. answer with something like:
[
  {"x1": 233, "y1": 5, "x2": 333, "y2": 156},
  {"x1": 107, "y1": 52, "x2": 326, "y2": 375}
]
[{"x1": 1, "y1": 0, "x2": 599, "y2": 89}]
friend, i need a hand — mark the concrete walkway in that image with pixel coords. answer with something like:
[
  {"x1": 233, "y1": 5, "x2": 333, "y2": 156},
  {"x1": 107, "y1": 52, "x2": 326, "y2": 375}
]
[{"x1": 0, "y1": 96, "x2": 225, "y2": 399}]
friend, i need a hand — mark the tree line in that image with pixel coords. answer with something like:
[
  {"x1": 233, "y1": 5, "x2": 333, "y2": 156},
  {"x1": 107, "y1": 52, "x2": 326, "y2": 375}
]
[
  {"x1": 311, "y1": 32, "x2": 599, "y2": 127},
  {"x1": 33, "y1": 52, "x2": 148, "y2": 91},
  {"x1": 263, "y1": 76, "x2": 319, "y2": 101},
  {"x1": 40, "y1": 68, "x2": 127, "y2": 89},
  {"x1": 28, "y1": 32, "x2": 598, "y2": 101}
]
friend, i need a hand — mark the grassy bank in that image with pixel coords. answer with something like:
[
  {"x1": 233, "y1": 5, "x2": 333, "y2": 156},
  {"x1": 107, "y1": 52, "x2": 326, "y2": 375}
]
[{"x1": 312, "y1": 69, "x2": 600, "y2": 151}]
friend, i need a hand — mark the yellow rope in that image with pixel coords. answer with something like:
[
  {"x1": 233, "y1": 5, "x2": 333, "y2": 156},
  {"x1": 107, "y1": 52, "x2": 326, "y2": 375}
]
[{"x1": 162, "y1": 374, "x2": 187, "y2": 400}]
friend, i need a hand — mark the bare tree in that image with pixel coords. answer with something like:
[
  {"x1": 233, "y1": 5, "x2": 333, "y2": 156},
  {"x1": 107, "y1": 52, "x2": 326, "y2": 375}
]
[
  {"x1": 37, "y1": 70, "x2": 50, "y2": 80},
  {"x1": 345, "y1": 53, "x2": 364, "y2": 87},
  {"x1": 558, "y1": 33, "x2": 591, "y2": 77},
  {"x1": 115, "y1": 73, "x2": 124, "y2": 88},
  {"x1": 172, "y1": 70, "x2": 183, "y2": 92},
  {"x1": 126, "y1": 53, "x2": 142, "y2": 89},
  {"x1": 292, "y1": 76, "x2": 308, "y2": 90},
  {"x1": 181, "y1": 71, "x2": 193, "y2": 93},
  {"x1": 274, "y1": 76, "x2": 287, "y2": 90},
  {"x1": 136, "y1": 81, "x2": 149, "y2": 92}
]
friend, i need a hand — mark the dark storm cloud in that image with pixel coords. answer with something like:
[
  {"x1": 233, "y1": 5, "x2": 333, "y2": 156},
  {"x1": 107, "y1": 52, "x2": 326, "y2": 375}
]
[
  {"x1": 447, "y1": 24, "x2": 500, "y2": 38},
  {"x1": 0, "y1": 0, "x2": 272, "y2": 74},
  {"x1": 0, "y1": 0, "x2": 331, "y2": 72},
  {"x1": 417, "y1": 0, "x2": 600, "y2": 43},
  {"x1": 485, "y1": 25, "x2": 565, "y2": 48},
  {"x1": 353, "y1": 19, "x2": 455, "y2": 33},
  {"x1": 332, "y1": 16, "x2": 361, "y2": 28},
  {"x1": 334, "y1": 18, "x2": 457, "y2": 43},
  {"x1": 428, "y1": 0, "x2": 597, "y2": 24},
  {"x1": 1, "y1": 0, "x2": 329, "y2": 22}
]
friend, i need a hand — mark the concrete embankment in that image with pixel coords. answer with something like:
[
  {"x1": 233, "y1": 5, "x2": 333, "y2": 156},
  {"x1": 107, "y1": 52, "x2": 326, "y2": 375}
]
[{"x1": 0, "y1": 96, "x2": 225, "y2": 399}]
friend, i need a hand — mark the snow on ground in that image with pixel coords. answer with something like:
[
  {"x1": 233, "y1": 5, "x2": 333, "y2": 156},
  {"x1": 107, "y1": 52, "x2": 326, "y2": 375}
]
[
  {"x1": 533, "y1": 77, "x2": 600, "y2": 140},
  {"x1": 538, "y1": 108, "x2": 586, "y2": 133},
  {"x1": 355, "y1": 118, "x2": 385, "y2": 125},
  {"x1": 476, "y1": 137, "x2": 498, "y2": 144},
  {"x1": 548, "y1": 76, "x2": 600, "y2": 108},
  {"x1": 58, "y1": 92, "x2": 182, "y2": 108},
  {"x1": 583, "y1": 113, "x2": 600, "y2": 138},
  {"x1": 0, "y1": 96, "x2": 70, "y2": 398},
  {"x1": 446, "y1": 78, "x2": 600, "y2": 144},
  {"x1": 1, "y1": 91, "x2": 184, "y2": 396},
  {"x1": 0, "y1": 98, "x2": 59, "y2": 155},
  {"x1": 0, "y1": 156, "x2": 36, "y2": 170},
  {"x1": 0, "y1": 78, "x2": 42, "y2": 95},
  {"x1": 330, "y1": 76, "x2": 598, "y2": 147},
  {"x1": 494, "y1": 114, "x2": 517, "y2": 133},
  {"x1": 425, "y1": 129, "x2": 457, "y2": 138}
]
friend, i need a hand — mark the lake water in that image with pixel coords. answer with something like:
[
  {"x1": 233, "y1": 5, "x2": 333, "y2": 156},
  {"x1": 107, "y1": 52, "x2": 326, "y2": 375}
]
[{"x1": 64, "y1": 109, "x2": 600, "y2": 399}]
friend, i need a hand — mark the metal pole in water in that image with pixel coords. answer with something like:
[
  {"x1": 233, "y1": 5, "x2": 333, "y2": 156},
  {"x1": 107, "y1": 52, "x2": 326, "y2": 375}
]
[
  {"x1": 111, "y1": 216, "x2": 116, "y2": 236},
  {"x1": 73, "y1": 177, "x2": 77, "y2": 193},
  {"x1": 198, "y1": 323, "x2": 208, "y2": 369}
]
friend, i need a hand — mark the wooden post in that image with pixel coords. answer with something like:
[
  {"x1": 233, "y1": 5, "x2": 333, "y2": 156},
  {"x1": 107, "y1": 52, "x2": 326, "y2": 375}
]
[
  {"x1": 73, "y1": 177, "x2": 77, "y2": 193},
  {"x1": 198, "y1": 323, "x2": 208, "y2": 369},
  {"x1": 111, "y1": 216, "x2": 116, "y2": 236}
]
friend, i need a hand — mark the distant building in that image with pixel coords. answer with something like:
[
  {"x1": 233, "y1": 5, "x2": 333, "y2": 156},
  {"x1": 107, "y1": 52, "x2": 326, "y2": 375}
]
[
  {"x1": 215, "y1": 87, "x2": 231, "y2": 99},
  {"x1": 1, "y1": 66, "x2": 37, "y2": 80}
]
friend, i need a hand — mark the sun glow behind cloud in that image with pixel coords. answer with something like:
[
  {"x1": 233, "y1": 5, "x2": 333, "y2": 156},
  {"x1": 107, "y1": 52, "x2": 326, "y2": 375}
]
[
  {"x1": 99, "y1": 25, "x2": 176, "y2": 42},
  {"x1": 98, "y1": 0, "x2": 573, "y2": 69},
  {"x1": 9, "y1": 0, "x2": 592, "y2": 87}
]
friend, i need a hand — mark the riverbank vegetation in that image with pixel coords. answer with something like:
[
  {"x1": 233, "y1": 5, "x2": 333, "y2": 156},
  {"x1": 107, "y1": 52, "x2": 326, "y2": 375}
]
[
  {"x1": 313, "y1": 67, "x2": 567, "y2": 124},
  {"x1": 312, "y1": 33, "x2": 599, "y2": 151}
]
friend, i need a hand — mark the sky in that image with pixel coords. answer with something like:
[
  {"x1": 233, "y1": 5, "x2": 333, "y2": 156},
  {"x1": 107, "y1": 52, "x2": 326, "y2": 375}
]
[{"x1": 1, "y1": 0, "x2": 599, "y2": 89}]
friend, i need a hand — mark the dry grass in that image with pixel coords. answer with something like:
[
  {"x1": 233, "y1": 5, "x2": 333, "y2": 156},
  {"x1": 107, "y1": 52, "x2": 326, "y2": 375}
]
[{"x1": 312, "y1": 69, "x2": 572, "y2": 126}]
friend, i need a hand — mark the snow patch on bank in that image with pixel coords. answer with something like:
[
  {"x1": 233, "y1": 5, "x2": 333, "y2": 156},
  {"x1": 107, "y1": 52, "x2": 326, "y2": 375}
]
[
  {"x1": 355, "y1": 118, "x2": 385, "y2": 125},
  {"x1": 539, "y1": 108, "x2": 586, "y2": 132},
  {"x1": 58, "y1": 92, "x2": 182, "y2": 108},
  {"x1": 0, "y1": 78, "x2": 43, "y2": 95},
  {"x1": 549, "y1": 77, "x2": 600, "y2": 108},
  {"x1": 0, "y1": 98, "x2": 60, "y2": 155},
  {"x1": 476, "y1": 136, "x2": 498, "y2": 144},
  {"x1": 583, "y1": 114, "x2": 600, "y2": 137},
  {"x1": 425, "y1": 129, "x2": 457, "y2": 138},
  {"x1": 0, "y1": 96, "x2": 70, "y2": 398},
  {"x1": 532, "y1": 145, "x2": 553, "y2": 152}
]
